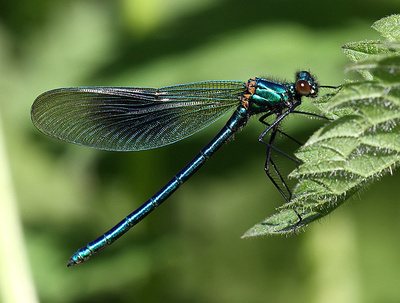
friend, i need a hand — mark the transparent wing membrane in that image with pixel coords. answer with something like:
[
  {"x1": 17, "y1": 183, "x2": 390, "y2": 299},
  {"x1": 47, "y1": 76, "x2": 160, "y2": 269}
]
[{"x1": 31, "y1": 81, "x2": 245, "y2": 151}]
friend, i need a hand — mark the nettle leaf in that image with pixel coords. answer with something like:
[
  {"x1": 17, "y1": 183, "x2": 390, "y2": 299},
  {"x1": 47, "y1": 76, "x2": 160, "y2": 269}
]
[
  {"x1": 243, "y1": 14, "x2": 400, "y2": 237},
  {"x1": 372, "y1": 14, "x2": 400, "y2": 42},
  {"x1": 347, "y1": 55, "x2": 400, "y2": 83},
  {"x1": 342, "y1": 14, "x2": 400, "y2": 80}
]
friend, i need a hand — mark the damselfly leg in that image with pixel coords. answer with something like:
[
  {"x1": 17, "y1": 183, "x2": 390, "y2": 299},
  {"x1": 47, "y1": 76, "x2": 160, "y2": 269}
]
[{"x1": 258, "y1": 106, "x2": 330, "y2": 231}]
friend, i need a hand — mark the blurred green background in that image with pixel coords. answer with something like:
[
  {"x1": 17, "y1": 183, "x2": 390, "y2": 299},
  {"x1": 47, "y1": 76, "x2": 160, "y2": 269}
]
[{"x1": 1, "y1": 0, "x2": 400, "y2": 302}]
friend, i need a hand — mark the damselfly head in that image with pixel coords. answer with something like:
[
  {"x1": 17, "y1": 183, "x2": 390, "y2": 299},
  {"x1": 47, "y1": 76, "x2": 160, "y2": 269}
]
[{"x1": 295, "y1": 71, "x2": 318, "y2": 98}]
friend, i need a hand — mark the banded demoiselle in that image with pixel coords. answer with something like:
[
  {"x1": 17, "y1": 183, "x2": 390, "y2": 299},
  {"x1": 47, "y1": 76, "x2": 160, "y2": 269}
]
[{"x1": 31, "y1": 71, "x2": 334, "y2": 266}]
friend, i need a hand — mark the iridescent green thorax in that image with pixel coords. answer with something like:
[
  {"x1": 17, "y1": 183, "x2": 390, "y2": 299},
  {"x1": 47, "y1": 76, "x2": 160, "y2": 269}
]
[
  {"x1": 242, "y1": 71, "x2": 318, "y2": 114},
  {"x1": 242, "y1": 78, "x2": 289, "y2": 114}
]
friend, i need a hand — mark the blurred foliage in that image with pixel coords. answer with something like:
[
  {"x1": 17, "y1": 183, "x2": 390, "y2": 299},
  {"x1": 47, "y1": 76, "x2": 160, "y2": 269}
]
[{"x1": 1, "y1": 0, "x2": 400, "y2": 302}]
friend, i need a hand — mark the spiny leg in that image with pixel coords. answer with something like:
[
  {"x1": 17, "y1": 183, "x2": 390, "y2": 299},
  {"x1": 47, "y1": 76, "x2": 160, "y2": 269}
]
[
  {"x1": 259, "y1": 116, "x2": 302, "y2": 146},
  {"x1": 288, "y1": 110, "x2": 332, "y2": 231},
  {"x1": 259, "y1": 110, "x2": 331, "y2": 147},
  {"x1": 259, "y1": 111, "x2": 303, "y2": 231},
  {"x1": 258, "y1": 110, "x2": 333, "y2": 149},
  {"x1": 258, "y1": 114, "x2": 301, "y2": 166},
  {"x1": 266, "y1": 157, "x2": 292, "y2": 202},
  {"x1": 259, "y1": 109, "x2": 332, "y2": 231},
  {"x1": 263, "y1": 121, "x2": 293, "y2": 203},
  {"x1": 291, "y1": 110, "x2": 332, "y2": 121}
]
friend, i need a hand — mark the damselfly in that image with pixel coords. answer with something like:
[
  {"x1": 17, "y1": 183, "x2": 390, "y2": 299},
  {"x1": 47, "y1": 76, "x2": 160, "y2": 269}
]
[{"x1": 31, "y1": 71, "x2": 335, "y2": 266}]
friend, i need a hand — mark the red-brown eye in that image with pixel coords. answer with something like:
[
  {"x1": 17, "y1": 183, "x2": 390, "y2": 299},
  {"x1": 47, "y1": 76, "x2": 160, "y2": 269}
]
[{"x1": 296, "y1": 80, "x2": 310, "y2": 95}]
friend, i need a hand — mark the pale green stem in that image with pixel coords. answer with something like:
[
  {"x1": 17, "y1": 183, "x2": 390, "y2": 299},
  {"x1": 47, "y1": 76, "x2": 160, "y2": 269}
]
[{"x1": 0, "y1": 113, "x2": 39, "y2": 303}]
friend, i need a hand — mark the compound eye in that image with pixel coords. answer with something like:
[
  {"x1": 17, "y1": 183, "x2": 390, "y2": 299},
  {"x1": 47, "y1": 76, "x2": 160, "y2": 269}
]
[{"x1": 296, "y1": 80, "x2": 311, "y2": 95}]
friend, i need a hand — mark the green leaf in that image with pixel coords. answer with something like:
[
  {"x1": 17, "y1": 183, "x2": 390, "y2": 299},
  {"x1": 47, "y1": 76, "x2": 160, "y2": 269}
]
[
  {"x1": 372, "y1": 14, "x2": 400, "y2": 42},
  {"x1": 346, "y1": 55, "x2": 400, "y2": 83},
  {"x1": 340, "y1": 15, "x2": 400, "y2": 80},
  {"x1": 342, "y1": 40, "x2": 392, "y2": 62},
  {"x1": 243, "y1": 14, "x2": 400, "y2": 237}
]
